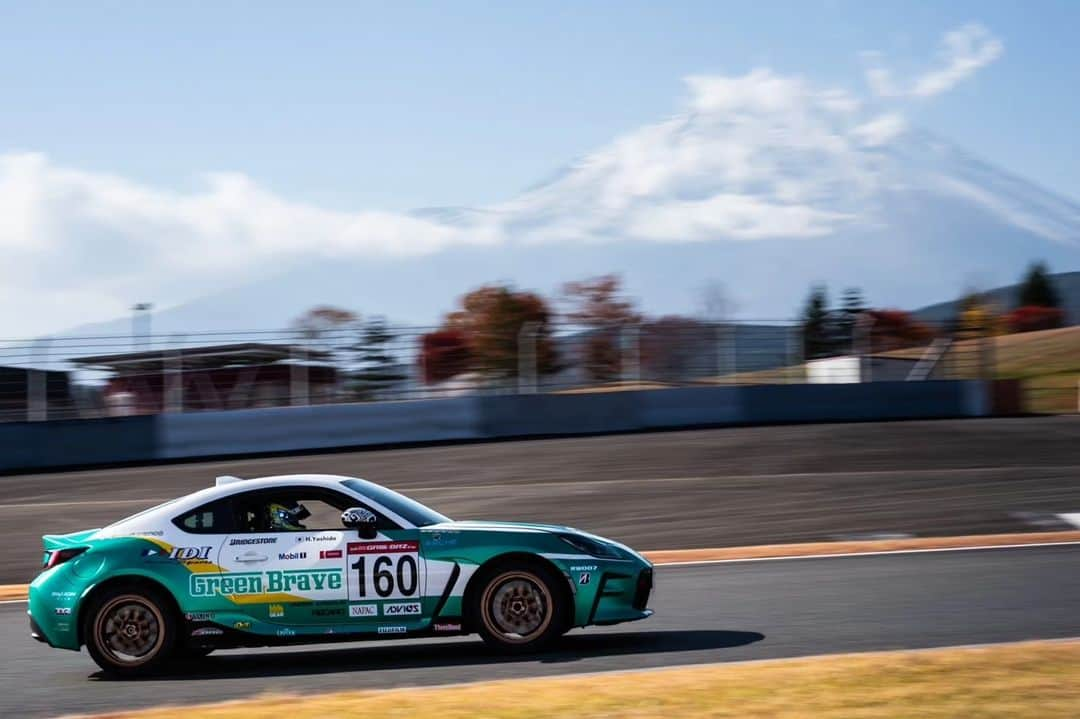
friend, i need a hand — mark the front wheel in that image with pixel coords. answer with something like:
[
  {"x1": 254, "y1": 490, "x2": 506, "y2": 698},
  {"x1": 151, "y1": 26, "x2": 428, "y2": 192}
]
[
  {"x1": 471, "y1": 562, "x2": 567, "y2": 653},
  {"x1": 83, "y1": 586, "x2": 177, "y2": 677}
]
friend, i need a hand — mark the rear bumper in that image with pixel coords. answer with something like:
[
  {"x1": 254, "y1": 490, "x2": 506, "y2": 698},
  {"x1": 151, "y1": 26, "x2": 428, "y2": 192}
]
[{"x1": 29, "y1": 611, "x2": 51, "y2": 646}]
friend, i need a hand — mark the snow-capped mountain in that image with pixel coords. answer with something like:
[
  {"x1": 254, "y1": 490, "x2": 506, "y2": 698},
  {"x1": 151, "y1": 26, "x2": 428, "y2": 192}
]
[{"x1": 43, "y1": 70, "x2": 1080, "y2": 337}]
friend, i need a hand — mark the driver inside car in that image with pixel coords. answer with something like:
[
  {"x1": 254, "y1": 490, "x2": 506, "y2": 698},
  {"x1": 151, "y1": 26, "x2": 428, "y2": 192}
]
[{"x1": 267, "y1": 501, "x2": 311, "y2": 531}]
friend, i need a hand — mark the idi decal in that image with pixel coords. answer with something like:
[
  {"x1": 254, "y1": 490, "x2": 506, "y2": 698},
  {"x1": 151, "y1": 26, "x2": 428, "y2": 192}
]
[
  {"x1": 189, "y1": 569, "x2": 343, "y2": 596},
  {"x1": 170, "y1": 546, "x2": 212, "y2": 561}
]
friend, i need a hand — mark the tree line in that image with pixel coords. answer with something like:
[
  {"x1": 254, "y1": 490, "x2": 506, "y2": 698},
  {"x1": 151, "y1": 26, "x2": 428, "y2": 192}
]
[{"x1": 800, "y1": 260, "x2": 1066, "y2": 360}]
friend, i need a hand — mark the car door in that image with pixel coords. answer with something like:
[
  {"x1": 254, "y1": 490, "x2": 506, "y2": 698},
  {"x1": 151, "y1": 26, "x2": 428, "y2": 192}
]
[{"x1": 217, "y1": 487, "x2": 354, "y2": 627}]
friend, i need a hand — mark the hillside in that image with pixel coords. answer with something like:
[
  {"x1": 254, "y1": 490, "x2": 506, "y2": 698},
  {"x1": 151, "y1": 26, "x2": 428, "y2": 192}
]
[{"x1": 913, "y1": 271, "x2": 1080, "y2": 325}]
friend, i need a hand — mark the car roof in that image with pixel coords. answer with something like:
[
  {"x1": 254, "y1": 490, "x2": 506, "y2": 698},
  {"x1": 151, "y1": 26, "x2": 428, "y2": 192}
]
[{"x1": 101, "y1": 474, "x2": 414, "y2": 534}]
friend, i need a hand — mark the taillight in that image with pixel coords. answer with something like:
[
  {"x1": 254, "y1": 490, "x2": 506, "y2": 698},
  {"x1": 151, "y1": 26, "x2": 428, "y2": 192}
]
[{"x1": 42, "y1": 547, "x2": 88, "y2": 570}]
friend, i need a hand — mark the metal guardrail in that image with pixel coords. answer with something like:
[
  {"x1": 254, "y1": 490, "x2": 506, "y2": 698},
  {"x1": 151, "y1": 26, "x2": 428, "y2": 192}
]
[{"x1": 0, "y1": 319, "x2": 993, "y2": 423}]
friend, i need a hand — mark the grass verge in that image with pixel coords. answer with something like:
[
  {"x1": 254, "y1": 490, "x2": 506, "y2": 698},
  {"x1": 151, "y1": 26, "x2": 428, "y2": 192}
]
[{"x1": 79, "y1": 639, "x2": 1080, "y2": 719}]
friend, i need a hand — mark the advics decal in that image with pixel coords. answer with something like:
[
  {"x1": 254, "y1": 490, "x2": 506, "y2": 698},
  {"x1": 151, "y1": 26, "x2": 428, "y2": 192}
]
[{"x1": 383, "y1": 602, "x2": 421, "y2": 617}]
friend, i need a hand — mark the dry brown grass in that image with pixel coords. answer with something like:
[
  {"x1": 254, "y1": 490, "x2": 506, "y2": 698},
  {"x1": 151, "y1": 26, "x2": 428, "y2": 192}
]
[{"x1": 76, "y1": 640, "x2": 1080, "y2": 719}]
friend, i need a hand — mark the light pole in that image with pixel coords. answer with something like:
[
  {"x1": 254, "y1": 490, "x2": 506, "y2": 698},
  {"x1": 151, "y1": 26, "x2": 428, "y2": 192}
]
[{"x1": 131, "y1": 303, "x2": 153, "y2": 351}]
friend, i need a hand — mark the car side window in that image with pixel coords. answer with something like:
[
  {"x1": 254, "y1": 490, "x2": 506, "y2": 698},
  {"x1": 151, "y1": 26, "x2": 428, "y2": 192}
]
[
  {"x1": 229, "y1": 487, "x2": 400, "y2": 533},
  {"x1": 172, "y1": 498, "x2": 234, "y2": 534}
]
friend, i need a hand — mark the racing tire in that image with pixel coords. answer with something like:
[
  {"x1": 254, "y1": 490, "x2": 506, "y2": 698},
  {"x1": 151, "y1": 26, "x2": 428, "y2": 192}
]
[
  {"x1": 83, "y1": 585, "x2": 177, "y2": 677},
  {"x1": 470, "y1": 560, "x2": 567, "y2": 653}
]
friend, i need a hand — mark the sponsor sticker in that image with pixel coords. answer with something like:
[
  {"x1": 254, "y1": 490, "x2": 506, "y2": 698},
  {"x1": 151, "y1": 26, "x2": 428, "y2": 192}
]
[
  {"x1": 276, "y1": 628, "x2": 296, "y2": 637},
  {"x1": 298, "y1": 534, "x2": 339, "y2": 543},
  {"x1": 312, "y1": 607, "x2": 346, "y2": 617},
  {"x1": 229, "y1": 537, "x2": 277, "y2": 546},
  {"x1": 169, "y1": 546, "x2": 212, "y2": 562},
  {"x1": 349, "y1": 604, "x2": 378, "y2": 618},
  {"x1": 191, "y1": 627, "x2": 223, "y2": 637},
  {"x1": 185, "y1": 611, "x2": 215, "y2": 621},
  {"x1": 425, "y1": 532, "x2": 459, "y2": 547},
  {"x1": 377, "y1": 625, "x2": 407, "y2": 635},
  {"x1": 578, "y1": 573, "x2": 591, "y2": 585},
  {"x1": 433, "y1": 622, "x2": 462, "y2": 632},
  {"x1": 189, "y1": 569, "x2": 343, "y2": 597},
  {"x1": 383, "y1": 602, "x2": 421, "y2": 617},
  {"x1": 278, "y1": 551, "x2": 307, "y2": 561},
  {"x1": 233, "y1": 621, "x2": 251, "y2": 630},
  {"x1": 268, "y1": 604, "x2": 285, "y2": 618},
  {"x1": 347, "y1": 540, "x2": 419, "y2": 555},
  {"x1": 54, "y1": 607, "x2": 72, "y2": 615},
  {"x1": 50, "y1": 591, "x2": 76, "y2": 598},
  {"x1": 570, "y1": 565, "x2": 598, "y2": 572},
  {"x1": 320, "y1": 549, "x2": 343, "y2": 559}
]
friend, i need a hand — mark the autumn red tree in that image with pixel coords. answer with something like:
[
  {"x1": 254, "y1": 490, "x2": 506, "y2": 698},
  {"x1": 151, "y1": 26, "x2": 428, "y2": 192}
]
[
  {"x1": 561, "y1": 275, "x2": 641, "y2": 381},
  {"x1": 419, "y1": 329, "x2": 471, "y2": 384},
  {"x1": 444, "y1": 285, "x2": 558, "y2": 378},
  {"x1": 1008, "y1": 306, "x2": 1064, "y2": 333},
  {"x1": 865, "y1": 309, "x2": 935, "y2": 352}
]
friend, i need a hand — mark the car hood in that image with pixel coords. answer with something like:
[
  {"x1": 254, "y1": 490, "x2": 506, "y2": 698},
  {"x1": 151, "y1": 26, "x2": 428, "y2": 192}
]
[{"x1": 426, "y1": 520, "x2": 579, "y2": 534}]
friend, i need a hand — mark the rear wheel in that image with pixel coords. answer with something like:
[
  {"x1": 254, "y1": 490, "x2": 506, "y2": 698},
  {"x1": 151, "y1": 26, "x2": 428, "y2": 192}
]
[
  {"x1": 84, "y1": 586, "x2": 177, "y2": 677},
  {"x1": 471, "y1": 561, "x2": 567, "y2": 653}
]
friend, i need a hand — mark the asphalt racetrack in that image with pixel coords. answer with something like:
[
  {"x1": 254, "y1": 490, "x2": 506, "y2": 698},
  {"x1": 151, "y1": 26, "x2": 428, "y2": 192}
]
[
  {"x1": 4, "y1": 417, "x2": 1080, "y2": 716},
  {"x1": 3, "y1": 417, "x2": 1080, "y2": 584},
  {"x1": 2, "y1": 545, "x2": 1078, "y2": 717}
]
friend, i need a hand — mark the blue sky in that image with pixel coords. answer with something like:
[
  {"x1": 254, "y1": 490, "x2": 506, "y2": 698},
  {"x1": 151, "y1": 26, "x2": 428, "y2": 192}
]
[
  {"x1": 2, "y1": 1, "x2": 1079, "y2": 336},
  {"x1": 2, "y1": 0, "x2": 1078, "y2": 210}
]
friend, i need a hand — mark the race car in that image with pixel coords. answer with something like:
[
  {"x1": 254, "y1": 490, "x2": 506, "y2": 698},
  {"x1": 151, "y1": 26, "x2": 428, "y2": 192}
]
[{"x1": 28, "y1": 474, "x2": 653, "y2": 676}]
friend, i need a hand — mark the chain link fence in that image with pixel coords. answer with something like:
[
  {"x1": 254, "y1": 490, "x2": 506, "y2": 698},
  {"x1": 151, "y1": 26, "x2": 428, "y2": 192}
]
[{"x1": 0, "y1": 318, "x2": 995, "y2": 423}]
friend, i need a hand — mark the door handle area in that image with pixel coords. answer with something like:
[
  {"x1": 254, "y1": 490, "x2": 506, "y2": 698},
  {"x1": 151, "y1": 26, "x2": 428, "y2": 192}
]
[{"x1": 235, "y1": 553, "x2": 269, "y2": 563}]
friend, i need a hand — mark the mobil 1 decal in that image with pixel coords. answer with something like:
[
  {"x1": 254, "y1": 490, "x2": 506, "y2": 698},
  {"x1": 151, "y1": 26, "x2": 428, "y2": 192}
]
[{"x1": 347, "y1": 541, "x2": 420, "y2": 602}]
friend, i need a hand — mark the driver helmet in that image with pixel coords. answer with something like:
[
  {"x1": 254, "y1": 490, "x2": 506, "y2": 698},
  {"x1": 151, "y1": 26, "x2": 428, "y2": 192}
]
[{"x1": 268, "y1": 502, "x2": 311, "y2": 531}]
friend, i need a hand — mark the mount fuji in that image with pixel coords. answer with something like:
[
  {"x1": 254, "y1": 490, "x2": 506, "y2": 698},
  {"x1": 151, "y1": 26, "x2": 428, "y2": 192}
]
[{"x1": 35, "y1": 70, "x2": 1080, "y2": 337}]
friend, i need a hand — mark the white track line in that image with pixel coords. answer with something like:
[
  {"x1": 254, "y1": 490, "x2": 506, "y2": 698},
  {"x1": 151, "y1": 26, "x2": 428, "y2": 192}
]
[
  {"x1": 1057, "y1": 513, "x2": 1080, "y2": 529},
  {"x1": 3, "y1": 540, "x2": 1077, "y2": 606},
  {"x1": 655, "y1": 540, "x2": 1080, "y2": 567}
]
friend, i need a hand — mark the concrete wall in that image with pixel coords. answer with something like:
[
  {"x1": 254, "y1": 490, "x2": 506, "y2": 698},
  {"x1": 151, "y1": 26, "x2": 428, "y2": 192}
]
[{"x1": 0, "y1": 380, "x2": 990, "y2": 473}]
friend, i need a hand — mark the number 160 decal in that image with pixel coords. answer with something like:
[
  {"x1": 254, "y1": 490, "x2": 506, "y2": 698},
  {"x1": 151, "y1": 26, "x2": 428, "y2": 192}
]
[{"x1": 347, "y1": 541, "x2": 420, "y2": 600}]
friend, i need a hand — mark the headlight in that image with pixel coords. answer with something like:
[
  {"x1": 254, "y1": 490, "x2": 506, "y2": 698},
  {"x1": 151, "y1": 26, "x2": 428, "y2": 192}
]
[{"x1": 558, "y1": 533, "x2": 626, "y2": 559}]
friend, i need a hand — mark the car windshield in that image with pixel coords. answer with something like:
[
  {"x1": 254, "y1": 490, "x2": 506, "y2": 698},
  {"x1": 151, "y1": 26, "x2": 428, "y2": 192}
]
[{"x1": 341, "y1": 478, "x2": 450, "y2": 527}]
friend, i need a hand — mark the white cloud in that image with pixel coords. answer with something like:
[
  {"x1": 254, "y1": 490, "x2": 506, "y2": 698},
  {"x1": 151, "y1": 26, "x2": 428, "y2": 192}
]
[
  {"x1": 865, "y1": 23, "x2": 1003, "y2": 98},
  {"x1": 852, "y1": 113, "x2": 908, "y2": 147},
  {"x1": 0, "y1": 23, "x2": 1045, "y2": 338}
]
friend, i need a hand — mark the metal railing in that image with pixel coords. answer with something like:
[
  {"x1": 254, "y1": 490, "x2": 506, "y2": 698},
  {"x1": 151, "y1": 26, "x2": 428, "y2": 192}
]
[{"x1": 0, "y1": 318, "x2": 993, "y2": 423}]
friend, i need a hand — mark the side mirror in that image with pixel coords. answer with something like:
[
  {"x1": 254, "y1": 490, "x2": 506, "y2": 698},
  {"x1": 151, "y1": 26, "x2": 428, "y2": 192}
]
[{"x1": 342, "y1": 507, "x2": 378, "y2": 540}]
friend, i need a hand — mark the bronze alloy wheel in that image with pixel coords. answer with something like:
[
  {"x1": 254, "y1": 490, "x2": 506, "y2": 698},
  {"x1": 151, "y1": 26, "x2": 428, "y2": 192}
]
[
  {"x1": 479, "y1": 570, "x2": 554, "y2": 644},
  {"x1": 93, "y1": 594, "x2": 167, "y2": 667}
]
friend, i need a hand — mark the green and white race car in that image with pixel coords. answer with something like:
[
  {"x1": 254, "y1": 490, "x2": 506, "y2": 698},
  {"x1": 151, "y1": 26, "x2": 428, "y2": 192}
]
[{"x1": 29, "y1": 474, "x2": 654, "y2": 676}]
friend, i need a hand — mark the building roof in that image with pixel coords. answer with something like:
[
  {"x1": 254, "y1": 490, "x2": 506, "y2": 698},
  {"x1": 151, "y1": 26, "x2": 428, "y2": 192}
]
[{"x1": 71, "y1": 342, "x2": 333, "y2": 371}]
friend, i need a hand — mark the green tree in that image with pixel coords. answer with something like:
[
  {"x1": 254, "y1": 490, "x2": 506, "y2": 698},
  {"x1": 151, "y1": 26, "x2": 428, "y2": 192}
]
[
  {"x1": 350, "y1": 317, "x2": 408, "y2": 400},
  {"x1": 801, "y1": 284, "x2": 836, "y2": 359},
  {"x1": 1018, "y1": 261, "x2": 1060, "y2": 308}
]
